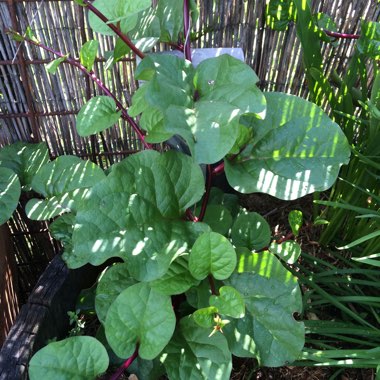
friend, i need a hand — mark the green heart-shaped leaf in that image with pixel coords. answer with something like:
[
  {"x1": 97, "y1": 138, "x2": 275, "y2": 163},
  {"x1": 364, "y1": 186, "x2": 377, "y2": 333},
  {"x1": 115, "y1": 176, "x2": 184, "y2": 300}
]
[
  {"x1": 105, "y1": 282, "x2": 176, "y2": 360},
  {"x1": 209, "y1": 286, "x2": 245, "y2": 318},
  {"x1": 189, "y1": 231, "x2": 237, "y2": 280}
]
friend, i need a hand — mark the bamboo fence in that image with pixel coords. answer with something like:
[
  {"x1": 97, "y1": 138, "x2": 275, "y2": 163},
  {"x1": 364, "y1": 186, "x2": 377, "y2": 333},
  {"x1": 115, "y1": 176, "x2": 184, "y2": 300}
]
[{"x1": 0, "y1": 0, "x2": 379, "y2": 300}]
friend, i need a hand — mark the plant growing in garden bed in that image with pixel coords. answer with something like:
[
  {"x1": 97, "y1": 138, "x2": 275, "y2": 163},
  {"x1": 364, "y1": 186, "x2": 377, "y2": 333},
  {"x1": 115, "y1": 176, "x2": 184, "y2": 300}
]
[{"x1": 1, "y1": 0, "x2": 352, "y2": 379}]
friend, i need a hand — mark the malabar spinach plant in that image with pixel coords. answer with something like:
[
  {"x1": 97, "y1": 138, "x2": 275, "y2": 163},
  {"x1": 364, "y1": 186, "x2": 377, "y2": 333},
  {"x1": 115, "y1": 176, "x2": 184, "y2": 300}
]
[{"x1": 4, "y1": 0, "x2": 351, "y2": 379}]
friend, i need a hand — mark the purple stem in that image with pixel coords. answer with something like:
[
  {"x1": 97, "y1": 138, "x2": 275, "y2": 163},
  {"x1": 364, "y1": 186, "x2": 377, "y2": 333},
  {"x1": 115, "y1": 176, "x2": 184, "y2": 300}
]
[
  {"x1": 324, "y1": 30, "x2": 360, "y2": 40},
  {"x1": 109, "y1": 346, "x2": 139, "y2": 380},
  {"x1": 198, "y1": 165, "x2": 212, "y2": 221},
  {"x1": 183, "y1": 0, "x2": 191, "y2": 61},
  {"x1": 82, "y1": 0, "x2": 145, "y2": 59},
  {"x1": 212, "y1": 162, "x2": 225, "y2": 176},
  {"x1": 23, "y1": 37, "x2": 151, "y2": 149}
]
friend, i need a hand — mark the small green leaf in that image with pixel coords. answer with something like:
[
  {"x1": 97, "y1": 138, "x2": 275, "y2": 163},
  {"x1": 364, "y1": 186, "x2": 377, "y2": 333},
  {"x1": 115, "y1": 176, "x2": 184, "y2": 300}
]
[
  {"x1": 162, "y1": 316, "x2": 232, "y2": 380},
  {"x1": 149, "y1": 254, "x2": 199, "y2": 295},
  {"x1": 46, "y1": 56, "x2": 68, "y2": 74},
  {"x1": 73, "y1": 0, "x2": 87, "y2": 5},
  {"x1": 95, "y1": 263, "x2": 136, "y2": 324},
  {"x1": 105, "y1": 282, "x2": 176, "y2": 360},
  {"x1": 193, "y1": 306, "x2": 218, "y2": 328},
  {"x1": 270, "y1": 241, "x2": 302, "y2": 264},
  {"x1": 29, "y1": 336, "x2": 109, "y2": 379},
  {"x1": 189, "y1": 232, "x2": 236, "y2": 280},
  {"x1": 266, "y1": 0, "x2": 296, "y2": 31},
  {"x1": 76, "y1": 96, "x2": 121, "y2": 136},
  {"x1": 0, "y1": 168, "x2": 20, "y2": 225},
  {"x1": 80, "y1": 40, "x2": 99, "y2": 71},
  {"x1": 231, "y1": 211, "x2": 271, "y2": 251},
  {"x1": 288, "y1": 210, "x2": 303, "y2": 236},
  {"x1": 114, "y1": 38, "x2": 131, "y2": 61},
  {"x1": 209, "y1": 286, "x2": 245, "y2": 318},
  {"x1": 25, "y1": 26, "x2": 39, "y2": 43},
  {"x1": 6, "y1": 29, "x2": 24, "y2": 42}
]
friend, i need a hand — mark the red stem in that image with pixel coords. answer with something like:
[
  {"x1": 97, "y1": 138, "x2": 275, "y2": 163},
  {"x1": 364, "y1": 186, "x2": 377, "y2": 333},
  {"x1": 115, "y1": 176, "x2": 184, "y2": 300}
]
[
  {"x1": 324, "y1": 30, "x2": 360, "y2": 40},
  {"x1": 82, "y1": 0, "x2": 145, "y2": 59},
  {"x1": 212, "y1": 162, "x2": 225, "y2": 176},
  {"x1": 208, "y1": 275, "x2": 218, "y2": 295},
  {"x1": 183, "y1": 0, "x2": 191, "y2": 61},
  {"x1": 276, "y1": 232, "x2": 294, "y2": 244},
  {"x1": 109, "y1": 346, "x2": 139, "y2": 380},
  {"x1": 22, "y1": 37, "x2": 151, "y2": 149},
  {"x1": 198, "y1": 165, "x2": 212, "y2": 221}
]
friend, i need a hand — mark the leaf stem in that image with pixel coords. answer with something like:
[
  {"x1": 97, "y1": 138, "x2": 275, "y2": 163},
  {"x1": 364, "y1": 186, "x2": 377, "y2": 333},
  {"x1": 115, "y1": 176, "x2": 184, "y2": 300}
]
[
  {"x1": 208, "y1": 275, "x2": 218, "y2": 295},
  {"x1": 109, "y1": 346, "x2": 139, "y2": 380},
  {"x1": 324, "y1": 30, "x2": 360, "y2": 40},
  {"x1": 183, "y1": 0, "x2": 191, "y2": 61},
  {"x1": 17, "y1": 33, "x2": 151, "y2": 149},
  {"x1": 82, "y1": 0, "x2": 145, "y2": 59},
  {"x1": 211, "y1": 162, "x2": 225, "y2": 176},
  {"x1": 198, "y1": 165, "x2": 212, "y2": 221}
]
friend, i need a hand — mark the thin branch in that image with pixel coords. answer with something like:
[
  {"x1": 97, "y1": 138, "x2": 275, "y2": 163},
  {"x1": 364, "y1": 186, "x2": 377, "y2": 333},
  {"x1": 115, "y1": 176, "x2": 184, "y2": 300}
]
[
  {"x1": 10, "y1": 32, "x2": 151, "y2": 149},
  {"x1": 82, "y1": 0, "x2": 145, "y2": 59},
  {"x1": 109, "y1": 346, "x2": 139, "y2": 380},
  {"x1": 183, "y1": 0, "x2": 191, "y2": 61},
  {"x1": 324, "y1": 30, "x2": 360, "y2": 40}
]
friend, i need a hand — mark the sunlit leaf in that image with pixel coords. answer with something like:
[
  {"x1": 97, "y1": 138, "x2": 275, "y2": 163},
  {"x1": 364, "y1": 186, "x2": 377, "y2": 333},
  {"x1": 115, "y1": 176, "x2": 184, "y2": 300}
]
[
  {"x1": 225, "y1": 92, "x2": 351, "y2": 200},
  {"x1": 76, "y1": 96, "x2": 121, "y2": 136}
]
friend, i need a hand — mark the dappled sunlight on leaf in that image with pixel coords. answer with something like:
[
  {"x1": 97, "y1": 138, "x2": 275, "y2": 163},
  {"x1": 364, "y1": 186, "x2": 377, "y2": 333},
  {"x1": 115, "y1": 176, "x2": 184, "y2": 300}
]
[{"x1": 225, "y1": 92, "x2": 351, "y2": 200}]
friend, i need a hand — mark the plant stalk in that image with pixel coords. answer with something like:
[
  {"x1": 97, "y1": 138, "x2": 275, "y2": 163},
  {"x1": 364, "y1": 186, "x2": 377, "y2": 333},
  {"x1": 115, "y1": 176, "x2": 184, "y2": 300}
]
[
  {"x1": 198, "y1": 165, "x2": 212, "y2": 221},
  {"x1": 17, "y1": 34, "x2": 151, "y2": 149},
  {"x1": 183, "y1": 0, "x2": 191, "y2": 61},
  {"x1": 324, "y1": 30, "x2": 360, "y2": 40},
  {"x1": 109, "y1": 346, "x2": 139, "y2": 380}
]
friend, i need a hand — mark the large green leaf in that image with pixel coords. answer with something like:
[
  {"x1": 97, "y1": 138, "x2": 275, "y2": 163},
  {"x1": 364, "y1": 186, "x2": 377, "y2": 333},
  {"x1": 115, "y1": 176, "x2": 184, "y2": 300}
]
[
  {"x1": 194, "y1": 54, "x2": 266, "y2": 119},
  {"x1": 66, "y1": 150, "x2": 207, "y2": 271},
  {"x1": 225, "y1": 92, "x2": 351, "y2": 200},
  {"x1": 0, "y1": 168, "x2": 21, "y2": 225},
  {"x1": 230, "y1": 211, "x2": 271, "y2": 251},
  {"x1": 105, "y1": 282, "x2": 176, "y2": 360},
  {"x1": 88, "y1": 0, "x2": 151, "y2": 35},
  {"x1": 165, "y1": 101, "x2": 241, "y2": 164},
  {"x1": 76, "y1": 96, "x2": 121, "y2": 136},
  {"x1": 95, "y1": 263, "x2": 136, "y2": 324},
  {"x1": 29, "y1": 336, "x2": 109, "y2": 380},
  {"x1": 25, "y1": 156, "x2": 105, "y2": 220},
  {"x1": 226, "y1": 251, "x2": 305, "y2": 366},
  {"x1": 189, "y1": 231, "x2": 237, "y2": 280},
  {"x1": 161, "y1": 317, "x2": 232, "y2": 380},
  {"x1": 0, "y1": 142, "x2": 49, "y2": 190}
]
